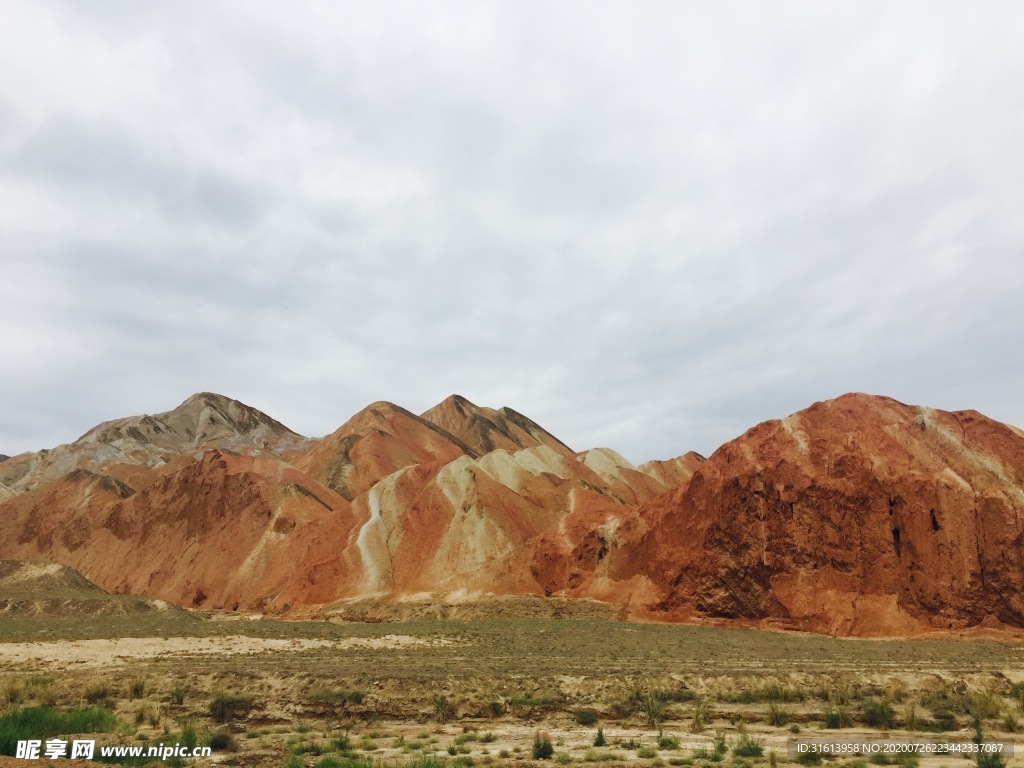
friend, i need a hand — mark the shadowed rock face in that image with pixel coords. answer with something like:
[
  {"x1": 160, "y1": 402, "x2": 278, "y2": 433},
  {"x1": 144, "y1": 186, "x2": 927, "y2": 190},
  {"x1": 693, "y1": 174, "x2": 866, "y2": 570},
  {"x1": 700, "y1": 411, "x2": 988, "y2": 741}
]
[
  {"x1": 421, "y1": 395, "x2": 575, "y2": 457},
  {"x1": 2, "y1": 391, "x2": 1023, "y2": 637},
  {"x1": 609, "y1": 394, "x2": 1024, "y2": 636}
]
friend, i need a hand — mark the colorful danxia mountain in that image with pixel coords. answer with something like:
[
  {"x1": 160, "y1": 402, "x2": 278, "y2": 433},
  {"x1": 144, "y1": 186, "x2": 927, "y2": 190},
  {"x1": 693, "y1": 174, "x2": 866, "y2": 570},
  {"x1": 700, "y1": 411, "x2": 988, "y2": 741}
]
[{"x1": 2, "y1": 392, "x2": 1022, "y2": 637}]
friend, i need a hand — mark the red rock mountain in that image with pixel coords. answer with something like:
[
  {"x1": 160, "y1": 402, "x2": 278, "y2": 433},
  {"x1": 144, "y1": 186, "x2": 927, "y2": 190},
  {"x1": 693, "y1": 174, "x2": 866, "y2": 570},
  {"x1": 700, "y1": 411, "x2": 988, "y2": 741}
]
[
  {"x1": 421, "y1": 395, "x2": 575, "y2": 458},
  {"x1": 1, "y1": 391, "x2": 1022, "y2": 637},
  {"x1": 588, "y1": 394, "x2": 1024, "y2": 636}
]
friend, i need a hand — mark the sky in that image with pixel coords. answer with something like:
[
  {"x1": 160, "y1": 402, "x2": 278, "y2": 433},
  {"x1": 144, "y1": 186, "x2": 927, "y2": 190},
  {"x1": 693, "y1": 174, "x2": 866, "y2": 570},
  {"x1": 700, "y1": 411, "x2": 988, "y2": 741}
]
[{"x1": 1, "y1": 2, "x2": 1022, "y2": 464}]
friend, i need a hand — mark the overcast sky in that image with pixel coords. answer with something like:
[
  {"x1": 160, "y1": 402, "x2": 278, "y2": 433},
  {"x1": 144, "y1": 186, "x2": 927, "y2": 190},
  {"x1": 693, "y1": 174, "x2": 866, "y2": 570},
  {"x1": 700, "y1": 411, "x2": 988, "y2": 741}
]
[{"x1": 1, "y1": 2, "x2": 1022, "y2": 463}]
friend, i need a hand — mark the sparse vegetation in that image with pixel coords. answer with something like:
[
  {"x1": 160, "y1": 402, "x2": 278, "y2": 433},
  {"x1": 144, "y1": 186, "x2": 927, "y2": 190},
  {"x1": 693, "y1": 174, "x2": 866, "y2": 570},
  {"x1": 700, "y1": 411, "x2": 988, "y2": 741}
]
[
  {"x1": 641, "y1": 690, "x2": 668, "y2": 728},
  {"x1": 1, "y1": 617, "x2": 1022, "y2": 766},
  {"x1": 797, "y1": 750, "x2": 823, "y2": 765},
  {"x1": 84, "y1": 682, "x2": 112, "y2": 705},
  {"x1": 823, "y1": 705, "x2": 852, "y2": 729},
  {"x1": 766, "y1": 701, "x2": 789, "y2": 726},
  {"x1": 433, "y1": 695, "x2": 455, "y2": 724},
  {"x1": 732, "y1": 732, "x2": 763, "y2": 758},
  {"x1": 862, "y1": 698, "x2": 895, "y2": 729},
  {"x1": 208, "y1": 693, "x2": 254, "y2": 721},
  {"x1": 533, "y1": 731, "x2": 554, "y2": 760},
  {"x1": 575, "y1": 708, "x2": 599, "y2": 726},
  {"x1": 690, "y1": 697, "x2": 708, "y2": 733},
  {"x1": 128, "y1": 676, "x2": 146, "y2": 699},
  {"x1": 658, "y1": 734, "x2": 680, "y2": 750},
  {"x1": 973, "y1": 719, "x2": 1007, "y2": 768}
]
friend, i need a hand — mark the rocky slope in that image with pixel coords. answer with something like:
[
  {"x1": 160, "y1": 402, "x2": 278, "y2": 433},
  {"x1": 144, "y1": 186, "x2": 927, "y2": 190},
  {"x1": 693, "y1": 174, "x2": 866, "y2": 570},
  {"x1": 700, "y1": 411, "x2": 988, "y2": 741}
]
[
  {"x1": 0, "y1": 392, "x2": 312, "y2": 495},
  {"x1": 0, "y1": 559, "x2": 186, "y2": 617},
  {"x1": 421, "y1": 395, "x2": 574, "y2": 457},
  {"x1": 0, "y1": 393, "x2": 692, "y2": 612},
  {"x1": 1, "y1": 391, "x2": 1022, "y2": 636},
  {"x1": 596, "y1": 394, "x2": 1024, "y2": 635}
]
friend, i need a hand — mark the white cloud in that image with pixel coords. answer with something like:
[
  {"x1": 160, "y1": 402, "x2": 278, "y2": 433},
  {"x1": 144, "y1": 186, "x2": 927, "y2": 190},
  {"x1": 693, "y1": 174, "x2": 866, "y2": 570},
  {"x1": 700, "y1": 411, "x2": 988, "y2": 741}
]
[{"x1": 1, "y1": 1, "x2": 1022, "y2": 462}]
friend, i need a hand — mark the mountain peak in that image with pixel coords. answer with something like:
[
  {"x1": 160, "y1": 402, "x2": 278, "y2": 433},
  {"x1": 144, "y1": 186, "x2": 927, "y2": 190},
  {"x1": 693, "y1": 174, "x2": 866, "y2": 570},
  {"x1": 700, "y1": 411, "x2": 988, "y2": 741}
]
[
  {"x1": 0, "y1": 394, "x2": 312, "y2": 496},
  {"x1": 421, "y1": 397, "x2": 574, "y2": 457}
]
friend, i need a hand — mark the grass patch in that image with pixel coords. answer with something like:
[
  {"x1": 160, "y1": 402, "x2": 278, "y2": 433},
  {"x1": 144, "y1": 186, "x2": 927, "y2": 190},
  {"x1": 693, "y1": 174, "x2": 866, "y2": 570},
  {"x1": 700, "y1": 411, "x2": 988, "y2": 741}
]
[{"x1": 0, "y1": 707, "x2": 118, "y2": 756}]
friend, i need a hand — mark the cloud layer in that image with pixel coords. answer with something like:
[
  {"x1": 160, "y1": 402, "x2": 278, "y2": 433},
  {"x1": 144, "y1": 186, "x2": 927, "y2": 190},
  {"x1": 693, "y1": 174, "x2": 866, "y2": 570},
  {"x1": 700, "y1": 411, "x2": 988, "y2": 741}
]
[{"x1": 2, "y1": 1, "x2": 1022, "y2": 462}]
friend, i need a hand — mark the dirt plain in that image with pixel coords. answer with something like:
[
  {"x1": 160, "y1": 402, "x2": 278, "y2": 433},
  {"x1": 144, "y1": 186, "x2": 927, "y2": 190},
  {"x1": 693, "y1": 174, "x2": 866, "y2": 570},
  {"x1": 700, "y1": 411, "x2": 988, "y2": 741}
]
[{"x1": 2, "y1": 602, "x2": 1024, "y2": 768}]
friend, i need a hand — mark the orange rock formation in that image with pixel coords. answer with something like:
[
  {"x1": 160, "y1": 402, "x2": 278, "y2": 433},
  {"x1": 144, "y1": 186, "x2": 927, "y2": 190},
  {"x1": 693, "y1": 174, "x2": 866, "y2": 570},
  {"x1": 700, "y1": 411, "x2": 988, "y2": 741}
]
[{"x1": 1, "y1": 391, "x2": 1021, "y2": 637}]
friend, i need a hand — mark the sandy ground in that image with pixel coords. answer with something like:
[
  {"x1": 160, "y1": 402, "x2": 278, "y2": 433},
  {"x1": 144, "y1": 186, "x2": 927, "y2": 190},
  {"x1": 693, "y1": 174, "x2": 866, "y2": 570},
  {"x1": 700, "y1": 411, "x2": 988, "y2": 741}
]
[{"x1": 0, "y1": 633, "x2": 445, "y2": 670}]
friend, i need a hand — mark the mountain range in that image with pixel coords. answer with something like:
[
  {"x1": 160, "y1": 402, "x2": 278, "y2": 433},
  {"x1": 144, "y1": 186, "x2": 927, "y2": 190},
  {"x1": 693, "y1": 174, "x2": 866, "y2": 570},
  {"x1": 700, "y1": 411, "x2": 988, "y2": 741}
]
[{"x1": 2, "y1": 391, "x2": 1022, "y2": 637}]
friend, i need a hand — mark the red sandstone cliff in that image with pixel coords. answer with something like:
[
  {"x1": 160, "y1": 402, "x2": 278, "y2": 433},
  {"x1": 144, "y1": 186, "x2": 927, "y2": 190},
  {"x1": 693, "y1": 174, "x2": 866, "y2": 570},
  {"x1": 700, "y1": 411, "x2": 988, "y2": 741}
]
[{"x1": 598, "y1": 394, "x2": 1024, "y2": 635}]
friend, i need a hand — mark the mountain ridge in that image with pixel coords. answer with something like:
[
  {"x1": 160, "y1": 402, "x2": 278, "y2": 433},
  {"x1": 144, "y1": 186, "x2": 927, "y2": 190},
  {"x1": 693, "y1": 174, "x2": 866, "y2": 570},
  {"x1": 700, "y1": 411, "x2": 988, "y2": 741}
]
[{"x1": 1, "y1": 390, "x2": 1021, "y2": 637}]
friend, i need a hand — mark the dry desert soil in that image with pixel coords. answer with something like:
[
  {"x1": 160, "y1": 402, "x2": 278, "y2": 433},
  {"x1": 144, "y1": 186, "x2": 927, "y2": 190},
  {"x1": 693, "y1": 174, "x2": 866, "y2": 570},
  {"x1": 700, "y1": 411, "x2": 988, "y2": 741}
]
[{"x1": 2, "y1": 606, "x2": 1024, "y2": 768}]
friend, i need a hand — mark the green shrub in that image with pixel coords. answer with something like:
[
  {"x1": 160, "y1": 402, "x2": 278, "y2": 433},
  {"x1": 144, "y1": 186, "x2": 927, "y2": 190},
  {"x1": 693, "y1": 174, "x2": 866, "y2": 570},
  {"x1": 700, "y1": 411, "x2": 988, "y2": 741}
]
[
  {"x1": 723, "y1": 685, "x2": 805, "y2": 704},
  {"x1": 209, "y1": 729, "x2": 237, "y2": 751},
  {"x1": 862, "y1": 699, "x2": 895, "y2": 729},
  {"x1": 643, "y1": 691, "x2": 668, "y2": 728},
  {"x1": 690, "y1": 698, "x2": 708, "y2": 733},
  {"x1": 576, "y1": 709, "x2": 599, "y2": 726},
  {"x1": 904, "y1": 701, "x2": 918, "y2": 731},
  {"x1": 732, "y1": 733, "x2": 763, "y2": 758},
  {"x1": 766, "y1": 702, "x2": 789, "y2": 727},
  {"x1": 637, "y1": 747, "x2": 658, "y2": 758},
  {"x1": 926, "y1": 709, "x2": 957, "y2": 732},
  {"x1": 593, "y1": 728, "x2": 606, "y2": 747},
  {"x1": 968, "y1": 692, "x2": 1003, "y2": 722},
  {"x1": 433, "y1": 695, "x2": 455, "y2": 724},
  {"x1": 974, "y1": 720, "x2": 1007, "y2": 768},
  {"x1": 179, "y1": 718, "x2": 199, "y2": 750},
  {"x1": 170, "y1": 686, "x2": 187, "y2": 705},
  {"x1": 797, "y1": 750, "x2": 823, "y2": 766},
  {"x1": 823, "y1": 706, "x2": 851, "y2": 729},
  {"x1": 84, "y1": 683, "x2": 112, "y2": 705},
  {"x1": 208, "y1": 693, "x2": 254, "y2": 722},
  {"x1": 533, "y1": 731, "x2": 555, "y2": 760},
  {"x1": 659, "y1": 735, "x2": 680, "y2": 750},
  {"x1": 712, "y1": 732, "x2": 728, "y2": 756},
  {"x1": 128, "y1": 678, "x2": 146, "y2": 700}
]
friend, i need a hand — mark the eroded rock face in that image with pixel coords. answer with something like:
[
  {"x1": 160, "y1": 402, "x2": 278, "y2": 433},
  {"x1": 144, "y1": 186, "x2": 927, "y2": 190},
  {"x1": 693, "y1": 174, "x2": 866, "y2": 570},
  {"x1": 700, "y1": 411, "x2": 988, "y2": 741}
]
[
  {"x1": 0, "y1": 393, "x2": 690, "y2": 613},
  {"x1": 614, "y1": 394, "x2": 1024, "y2": 635},
  {"x1": 421, "y1": 395, "x2": 575, "y2": 458},
  {"x1": 0, "y1": 392, "x2": 312, "y2": 495},
  {"x1": 2, "y1": 391, "x2": 1022, "y2": 637}
]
